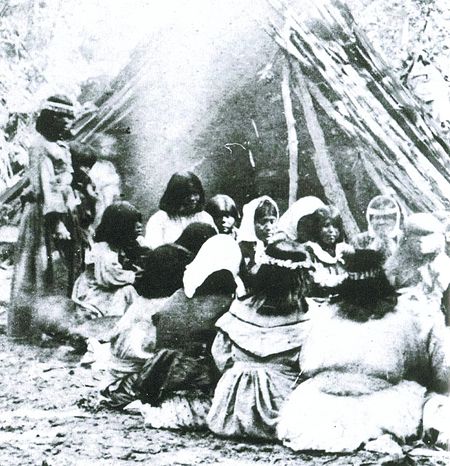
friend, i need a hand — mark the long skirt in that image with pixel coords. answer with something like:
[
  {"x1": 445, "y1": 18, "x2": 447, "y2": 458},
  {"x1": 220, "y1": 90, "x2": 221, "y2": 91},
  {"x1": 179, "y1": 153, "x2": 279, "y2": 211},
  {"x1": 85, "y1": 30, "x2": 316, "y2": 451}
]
[
  {"x1": 277, "y1": 371, "x2": 426, "y2": 452},
  {"x1": 207, "y1": 362, "x2": 297, "y2": 440}
]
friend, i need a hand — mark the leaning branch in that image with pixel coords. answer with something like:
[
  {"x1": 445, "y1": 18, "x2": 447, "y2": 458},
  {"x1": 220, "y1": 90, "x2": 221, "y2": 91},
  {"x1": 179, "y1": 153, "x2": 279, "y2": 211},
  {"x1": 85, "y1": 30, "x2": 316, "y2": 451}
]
[
  {"x1": 281, "y1": 61, "x2": 299, "y2": 206},
  {"x1": 291, "y1": 62, "x2": 360, "y2": 237}
]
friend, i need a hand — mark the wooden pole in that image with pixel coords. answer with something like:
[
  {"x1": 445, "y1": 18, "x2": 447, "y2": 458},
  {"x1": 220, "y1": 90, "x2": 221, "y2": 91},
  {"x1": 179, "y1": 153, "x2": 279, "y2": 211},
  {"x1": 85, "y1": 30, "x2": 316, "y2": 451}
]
[
  {"x1": 281, "y1": 61, "x2": 299, "y2": 206},
  {"x1": 291, "y1": 62, "x2": 360, "y2": 237}
]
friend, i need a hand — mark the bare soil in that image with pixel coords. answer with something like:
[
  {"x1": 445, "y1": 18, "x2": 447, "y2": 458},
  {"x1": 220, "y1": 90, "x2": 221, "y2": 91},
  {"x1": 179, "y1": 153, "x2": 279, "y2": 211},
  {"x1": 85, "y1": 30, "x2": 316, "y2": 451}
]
[{"x1": 0, "y1": 326, "x2": 447, "y2": 466}]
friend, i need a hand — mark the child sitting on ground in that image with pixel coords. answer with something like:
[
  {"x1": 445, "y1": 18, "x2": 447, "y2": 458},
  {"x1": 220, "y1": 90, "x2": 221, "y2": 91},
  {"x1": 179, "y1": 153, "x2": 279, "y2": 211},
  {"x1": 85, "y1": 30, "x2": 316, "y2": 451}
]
[{"x1": 71, "y1": 201, "x2": 143, "y2": 319}]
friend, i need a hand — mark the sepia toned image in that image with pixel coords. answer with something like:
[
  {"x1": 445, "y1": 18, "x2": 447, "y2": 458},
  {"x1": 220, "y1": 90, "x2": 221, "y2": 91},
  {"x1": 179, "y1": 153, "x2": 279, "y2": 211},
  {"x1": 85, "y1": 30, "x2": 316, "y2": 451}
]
[{"x1": 0, "y1": 0, "x2": 449, "y2": 464}]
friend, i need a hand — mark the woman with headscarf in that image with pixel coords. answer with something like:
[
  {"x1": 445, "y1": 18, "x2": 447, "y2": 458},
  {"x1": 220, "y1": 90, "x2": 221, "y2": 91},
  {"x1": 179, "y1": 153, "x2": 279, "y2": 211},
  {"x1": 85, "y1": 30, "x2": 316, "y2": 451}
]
[
  {"x1": 352, "y1": 195, "x2": 402, "y2": 260},
  {"x1": 207, "y1": 239, "x2": 311, "y2": 440},
  {"x1": 276, "y1": 196, "x2": 325, "y2": 241},
  {"x1": 277, "y1": 249, "x2": 450, "y2": 453},
  {"x1": 101, "y1": 234, "x2": 244, "y2": 430},
  {"x1": 237, "y1": 195, "x2": 279, "y2": 289},
  {"x1": 143, "y1": 171, "x2": 216, "y2": 249}
]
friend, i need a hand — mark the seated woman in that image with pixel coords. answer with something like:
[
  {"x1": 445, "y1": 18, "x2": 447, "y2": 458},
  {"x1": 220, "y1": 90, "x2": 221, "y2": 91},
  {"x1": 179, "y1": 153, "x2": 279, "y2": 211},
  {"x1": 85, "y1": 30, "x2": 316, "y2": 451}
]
[
  {"x1": 134, "y1": 222, "x2": 217, "y2": 298},
  {"x1": 207, "y1": 239, "x2": 311, "y2": 440},
  {"x1": 275, "y1": 196, "x2": 325, "y2": 241},
  {"x1": 385, "y1": 213, "x2": 450, "y2": 303},
  {"x1": 71, "y1": 201, "x2": 142, "y2": 319},
  {"x1": 385, "y1": 213, "x2": 450, "y2": 325},
  {"x1": 277, "y1": 249, "x2": 450, "y2": 453},
  {"x1": 205, "y1": 194, "x2": 240, "y2": 239},
  {"x1": 352, "y1": 194, "x2": 402, "y2": 261},
  {"x1": 143, "y1": 171, "x2": 216, "y2": 249},
  {"x1": 237, "y1": 195, "x2": 279, "y2": 289},
  {"x1": 101, "y1": 234, "x2": 244, "y2": 430},
  {"x1": 297, "y1": 205, "x2": 349, "y2": 298}
]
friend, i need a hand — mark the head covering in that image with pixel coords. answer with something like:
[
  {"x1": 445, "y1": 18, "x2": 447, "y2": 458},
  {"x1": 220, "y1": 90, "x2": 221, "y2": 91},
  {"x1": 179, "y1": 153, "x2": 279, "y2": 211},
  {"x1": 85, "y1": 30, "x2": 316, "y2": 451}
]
[
  {"x1": 335, "y1": 249, "x2": 396, "y2": 320},
  {"x1": 277, "y1": 196, "x2": 325, "y2": 240},
  {"x1": 366, "y1": 195, "x2": 401, "y2": 238},
  {"x1": 259, "y1": 238, "x2": 311, "y2": 270},
  {"x1": 183, "y1": 234, "x2": 245, "y2": 298},
  {"x1": 237, "y1": 196, "x2": 279, "y2": 243},
  {"x1": 41, "y1": 94, "x2": 75, "y2": 117}
]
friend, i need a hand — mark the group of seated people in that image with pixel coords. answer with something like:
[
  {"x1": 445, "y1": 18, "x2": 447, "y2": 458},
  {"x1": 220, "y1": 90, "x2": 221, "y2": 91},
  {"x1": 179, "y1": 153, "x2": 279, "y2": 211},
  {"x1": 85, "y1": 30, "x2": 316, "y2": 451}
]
[{"x1": 69, "y1": 170, "x2": 450, "y2": 453}]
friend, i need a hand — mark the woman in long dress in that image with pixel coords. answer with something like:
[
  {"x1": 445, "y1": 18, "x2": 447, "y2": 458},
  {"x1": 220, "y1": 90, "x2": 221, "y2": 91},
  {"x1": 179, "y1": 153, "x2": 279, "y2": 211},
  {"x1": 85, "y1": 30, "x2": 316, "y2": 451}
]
[
  {"x1": 101, "y1": 234, "x2": 244, "y2": 430},
  {"x1": 10, "y1": 95, "x2": 77, "y2": 337},
  {"x1": 207, "y1": 239, "x2": 311, "y2": 440},
  {"x1": 277, "y1": 249, "x2": 450, "y2": 453}
]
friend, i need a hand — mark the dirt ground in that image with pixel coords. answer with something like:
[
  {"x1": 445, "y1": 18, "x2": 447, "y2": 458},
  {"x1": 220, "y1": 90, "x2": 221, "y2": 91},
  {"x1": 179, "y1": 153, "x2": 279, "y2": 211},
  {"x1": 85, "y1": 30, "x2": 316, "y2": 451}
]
[
  {"x1": 0, "y1": 263, "x2": 448, "y2": 466},
  {"x1": 0, "y1": 329, "x2": 447, "y2": 466}
]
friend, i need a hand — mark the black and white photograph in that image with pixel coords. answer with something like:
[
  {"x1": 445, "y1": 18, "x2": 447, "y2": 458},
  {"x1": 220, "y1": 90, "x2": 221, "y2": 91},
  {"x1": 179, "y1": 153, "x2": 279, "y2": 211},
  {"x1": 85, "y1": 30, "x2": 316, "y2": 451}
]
[{"x1": 0, "y1": 0, "x2": 449, "y2": 464}]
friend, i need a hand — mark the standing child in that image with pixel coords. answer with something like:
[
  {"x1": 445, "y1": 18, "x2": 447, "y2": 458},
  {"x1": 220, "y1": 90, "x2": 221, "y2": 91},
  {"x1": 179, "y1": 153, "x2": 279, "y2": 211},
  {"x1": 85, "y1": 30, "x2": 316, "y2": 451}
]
[{"x1": 71, "y1": 201, "x2": 143, "y2": 319}]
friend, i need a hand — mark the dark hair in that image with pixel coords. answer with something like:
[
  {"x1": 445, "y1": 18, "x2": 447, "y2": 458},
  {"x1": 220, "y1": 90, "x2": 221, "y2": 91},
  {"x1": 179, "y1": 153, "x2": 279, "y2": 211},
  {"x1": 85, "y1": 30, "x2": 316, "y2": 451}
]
[
  {"x1": 297, "y1": 206, "x2": 344, "y2": 244},
  {"x1": 136, "y1": 244, "x2": 192, "y2": 298},
  {"x1": 205, "y1": 195, "x2": 240, "y2": 223},
  {"x1": 250, "y1": 240, "x2": 309, "y2": 315},
  {"x1": 36, "y1": 95, "x2": 74, "y2": 141},
  {"x1": 35, "y1": 109, "x2": 74, "y2": 142},
  {"x1": 254, "y1": 199, "x2": 278, "y2": 223},
  {"x1": 194, "y1": 269, "x2": 237, "y2": 296},
  {"x1": 335, "y1": 249, "x2": 397, "y2": 322},
  {"x1": 94, "y1": 201, "x2": 142, "y2": 248},
  {"x1": 69, "y1": 141, "x2": 97, "y2": 170},
  {"x1": 159, "y1": 171, "x2": 205, "y2": 217},
  {"x1": 175, "y1": 222, "x2": 217, "y2": 257}
]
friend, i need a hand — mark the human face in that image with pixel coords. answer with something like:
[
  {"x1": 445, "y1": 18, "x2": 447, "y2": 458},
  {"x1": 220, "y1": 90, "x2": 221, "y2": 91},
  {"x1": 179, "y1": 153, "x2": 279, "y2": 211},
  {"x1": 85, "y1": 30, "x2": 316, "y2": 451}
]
[
  {"x1": 178, "y1": 192, "x2": 200, "y2": 216},
  {"x1": 55, "y1": 114, "x2": 74, "y2": 140},
  {"x1": 215, "y1": 214, "x2": 236, "y2": 234},
  {"x1": 134, "y1": 221, "x2": 143, "y2": 238},
  {"x1": 319, "y1": 219, "x2": 340, "y2": 247},
  {"x1": 370, "y1": 215, "x2": 396, "y2": 238},
  {"x1": 255, "y1": 215, "x2": 277, "y2": 243}
]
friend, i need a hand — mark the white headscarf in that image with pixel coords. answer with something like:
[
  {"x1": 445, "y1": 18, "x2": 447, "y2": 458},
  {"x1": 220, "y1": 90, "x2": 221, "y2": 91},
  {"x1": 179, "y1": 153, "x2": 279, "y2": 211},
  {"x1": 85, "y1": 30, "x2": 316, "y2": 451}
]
[
  {"x1": 366, "y1": 195, "x2": 401, "y2": 239},
  {"x1": 183, "y1": 234, "x2": 246, "y2": 298},
  {"x1": 237, "y1": 196, "x2": 279, "y2": 243},
  {"x1": 277, "y1": 196, "x2": 325, "y2": 240}
]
